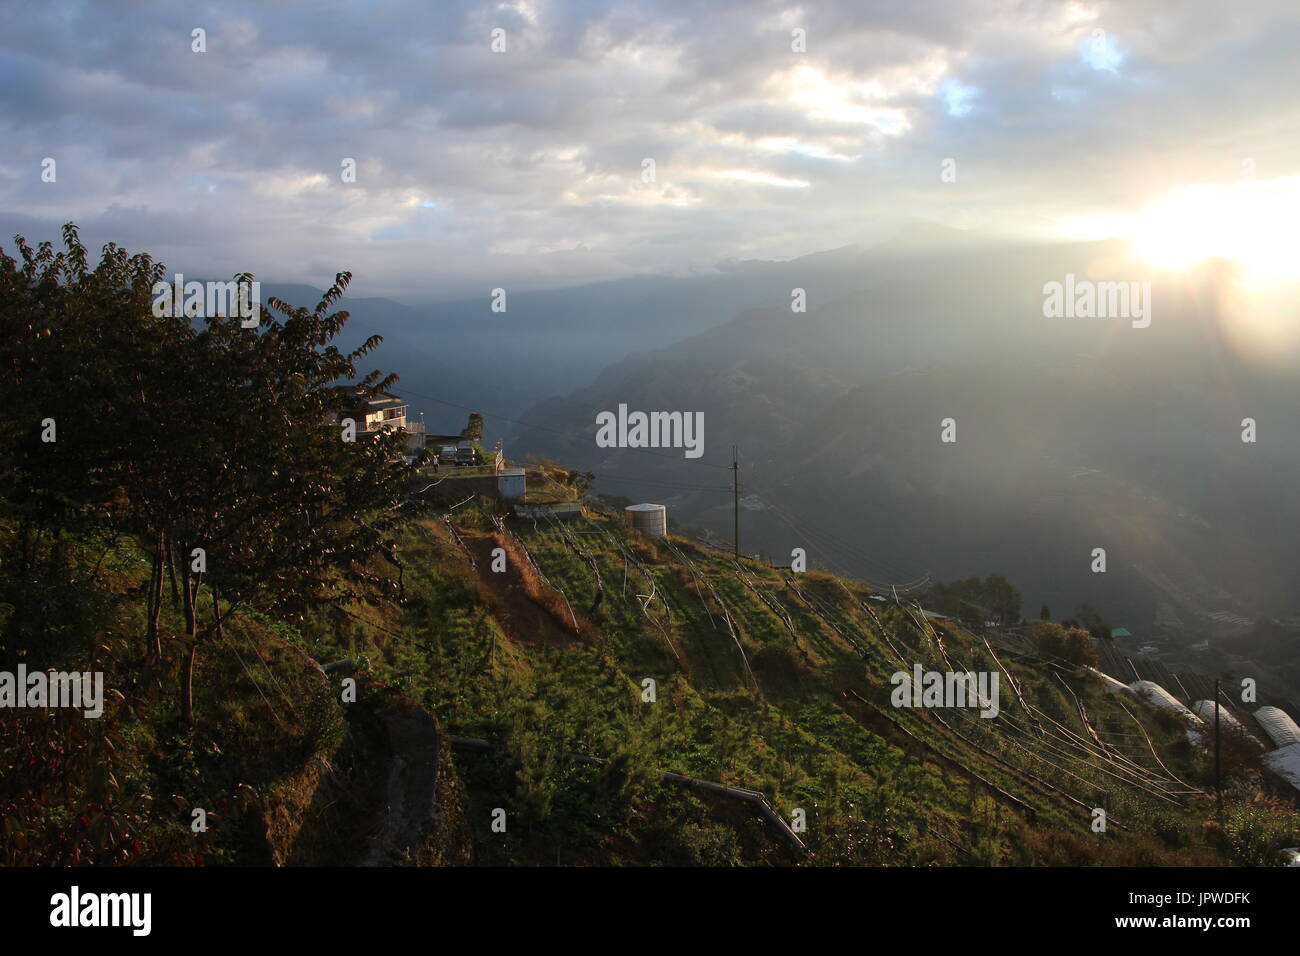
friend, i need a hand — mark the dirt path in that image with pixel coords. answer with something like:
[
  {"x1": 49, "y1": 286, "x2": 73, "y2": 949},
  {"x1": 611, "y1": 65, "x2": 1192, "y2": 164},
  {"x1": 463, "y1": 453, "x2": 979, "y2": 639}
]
[
  {"x1": 463, "y1": 534, "x2": 578, "y2": 646},
  {"x1": 354, "y1": 692, "x2": 445, "y2": 866}
]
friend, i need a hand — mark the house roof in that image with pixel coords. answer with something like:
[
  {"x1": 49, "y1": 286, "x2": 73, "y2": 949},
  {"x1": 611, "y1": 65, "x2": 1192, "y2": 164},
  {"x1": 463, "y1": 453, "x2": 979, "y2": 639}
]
[
  {"x1": 1111, "y1": 627, "x2": 1133, "y2": 638},
  {"x1": 338, "y1": 386, "x2": 404, "y2": 410}
]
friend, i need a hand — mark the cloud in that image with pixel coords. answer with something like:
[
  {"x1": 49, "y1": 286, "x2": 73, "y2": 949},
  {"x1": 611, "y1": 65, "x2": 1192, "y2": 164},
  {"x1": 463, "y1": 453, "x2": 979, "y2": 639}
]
[{"x1": 0, "y1": 0, "x2": 1298, "y2": 299}]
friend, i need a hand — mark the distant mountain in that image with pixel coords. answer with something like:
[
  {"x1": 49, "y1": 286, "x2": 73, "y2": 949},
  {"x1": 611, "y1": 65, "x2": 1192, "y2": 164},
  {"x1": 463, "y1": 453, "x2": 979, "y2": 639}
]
[
  {"x1": 334, "y1": 228, "x2": 1025, "y2": 396},
  {"x1": 767, "y1": 357, "x2": 1299, "y2": 626},
  {"x1": 254, "y1": 230, "x2": 999, "y2": 439},
  {"x1": 255, "y1": 233, "x2": 1300, "y2": 650},
  {"x1": 253, "y1": 283, "x2": 528, "y2": 433},
  {"x1": 510, "y1": 239, "x2": 1300, "y2": 642}
]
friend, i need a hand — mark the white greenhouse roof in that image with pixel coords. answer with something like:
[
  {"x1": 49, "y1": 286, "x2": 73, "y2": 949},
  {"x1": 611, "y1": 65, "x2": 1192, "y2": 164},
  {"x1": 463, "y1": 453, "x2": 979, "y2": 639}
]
[
  {"x1": 1129, "y1": 681, "x2": 1202, "y2": 722},
  {"x1": 1262, "y1": 743, "x2": 1300, "y2": 794},
  {"x1": 1191, "y1": 700, "x2": 1246, "y2": 733},
  {"x1": 1254, "y1": 706, "x2": 1300, "y2": 749},
  {"x1": 1087, "y1": 668, "x2": 1134, "y2": 696}
]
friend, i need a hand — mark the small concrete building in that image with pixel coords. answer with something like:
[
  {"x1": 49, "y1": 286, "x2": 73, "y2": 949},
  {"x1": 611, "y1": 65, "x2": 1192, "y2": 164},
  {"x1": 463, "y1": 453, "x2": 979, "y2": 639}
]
[{"x1": 497, "y1": 468, "x2": 526, "y2": 501}]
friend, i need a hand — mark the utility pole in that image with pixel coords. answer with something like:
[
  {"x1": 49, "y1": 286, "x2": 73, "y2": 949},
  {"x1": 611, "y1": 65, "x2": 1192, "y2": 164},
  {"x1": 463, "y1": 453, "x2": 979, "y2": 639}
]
[
  {"x1": 1214, "y1": 678, "x2": 1222, "y2": 811},
  {"x1": 732, "y1": 445, "x2": 739, "y2": 560}
]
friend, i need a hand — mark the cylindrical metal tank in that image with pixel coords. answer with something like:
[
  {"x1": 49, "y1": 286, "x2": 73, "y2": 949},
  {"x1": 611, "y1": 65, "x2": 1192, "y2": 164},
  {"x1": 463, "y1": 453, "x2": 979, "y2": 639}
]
[
  {"x1": 624, "y1": 503, "x2": 667, "y2": 538},
  {"x1": 1254, "y1": 706, "x2": 1300, "y2": 749}
]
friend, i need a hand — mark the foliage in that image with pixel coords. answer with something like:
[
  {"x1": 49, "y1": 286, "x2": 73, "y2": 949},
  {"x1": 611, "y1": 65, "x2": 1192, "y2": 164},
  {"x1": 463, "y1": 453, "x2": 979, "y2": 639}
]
[
  {"x1": 1073, "y1": 602, "x2": 1110, "y2": 642},
  {"x1": 4, "y1": 225, "x2": 1297, "y2": 868},
  {"x1": 0, "y1": 224, "x2": 426, "y2": 720},
  {"x1": 1030, "y1": 621, "x2": 1100, "y2": 666},
  {"x1": 924, "y1": 573, "x2": 1021, "y2": 628}
]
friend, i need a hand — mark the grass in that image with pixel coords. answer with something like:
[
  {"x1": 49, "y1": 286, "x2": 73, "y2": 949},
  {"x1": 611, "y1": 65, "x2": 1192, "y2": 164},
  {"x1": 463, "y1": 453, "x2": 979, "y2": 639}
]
[
  {"x1": 340, "y1": 508, "x2": 1300, "y2": 865},
  {"x1": 1, "y1": 521, "x2": 360, "y2": 865},
  {"x1": 5, "y1": 506, "x2": 1298, "y2": 866}
]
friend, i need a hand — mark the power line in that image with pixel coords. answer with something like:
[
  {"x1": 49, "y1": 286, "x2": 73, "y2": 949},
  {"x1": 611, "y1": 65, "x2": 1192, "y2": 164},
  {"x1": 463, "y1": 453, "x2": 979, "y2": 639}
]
[
  {"x1": 767, "y1": 499, "x2": 927, "y2": 584},
  {"x1": 760, "y1": 498, "x2": 912, "y2": 577},
  {"x1": 595, "y1": 474, "x2": 734, "y2": 495},
  {"x1": 732, "y1": 445, "x2": 740, "y2": 560},
  {"x1": 391, "y1": 385, "x2": 926, "y2": 586},
  {"x1": 756, "y1": 496, "x2": 929, "y2": 589},
  {"x1": 762, "y1": 502, "x2": 890, "y2": 586}
]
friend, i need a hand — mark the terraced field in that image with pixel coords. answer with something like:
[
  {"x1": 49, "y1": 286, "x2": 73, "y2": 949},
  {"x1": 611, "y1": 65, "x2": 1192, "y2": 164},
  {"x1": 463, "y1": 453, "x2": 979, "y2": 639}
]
[{"x1": 334, "y1": 499, "x2": 1299, "y2": 865}]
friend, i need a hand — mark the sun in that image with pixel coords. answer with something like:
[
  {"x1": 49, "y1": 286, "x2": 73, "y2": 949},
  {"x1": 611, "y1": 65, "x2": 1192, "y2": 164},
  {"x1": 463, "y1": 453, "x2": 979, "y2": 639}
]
[
  {"x1": 1124, "y1": 175, "x2": 1300, "y2": 365},
  {"x1": 1131, "y1": 176, "x2": 1300, "y2": 276}
]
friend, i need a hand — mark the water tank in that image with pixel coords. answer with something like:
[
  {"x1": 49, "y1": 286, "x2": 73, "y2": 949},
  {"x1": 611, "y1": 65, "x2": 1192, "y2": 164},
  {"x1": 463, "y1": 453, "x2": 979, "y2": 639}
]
[
  {"x1": 1254, "y1": 706, "x2": 1300, "y2": 749},
  {"x1": 625, "y1": 503, "x2": 667, "y2": 538}
]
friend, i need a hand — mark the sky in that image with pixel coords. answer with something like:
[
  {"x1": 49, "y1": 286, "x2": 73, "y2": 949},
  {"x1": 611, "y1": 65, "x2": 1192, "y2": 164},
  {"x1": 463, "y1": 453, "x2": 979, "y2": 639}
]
[{"x1": 2, "y1": 0, "x2": 1299, "y2": 300}]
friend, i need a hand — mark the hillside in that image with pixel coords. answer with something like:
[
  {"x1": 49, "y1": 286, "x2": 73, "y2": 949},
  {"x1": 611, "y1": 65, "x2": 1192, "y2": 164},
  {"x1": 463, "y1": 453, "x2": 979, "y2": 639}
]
[
  {"x1": 364, "y1": 500, "x2": 1294, "y2": 865},
  {"x1": 512, "y1": 245, "x2": 1300, "y2": 656},
  {"x1": 0, "y1": 517, "x2": 474, "y2": 866},
  {"x1": 251, "y1": 237, "x2": 947, "y2": 426},
  {"x1": 9, "y1": 499, "x2": 1300, "y2": 866},
  {"x1": 2, "y1": 227, "x2": 1296, "y2": 868}
]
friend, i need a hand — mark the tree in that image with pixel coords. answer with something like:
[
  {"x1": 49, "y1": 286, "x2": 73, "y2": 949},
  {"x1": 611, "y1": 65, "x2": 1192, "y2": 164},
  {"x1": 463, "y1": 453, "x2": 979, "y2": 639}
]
[
  {"x1": 154, "y1": 273, "x2": 430, "y2": 721},
  {"x1": 0, "y1": 225, "x2": 176, "y2": 659},
  {"x1": 1195, "y1": 716, "x2": 1263, "y2": 784},
  {"x1": 923, "y1": 577, "x2": 984, "y2": 629},
  {"x1": 1075, "y1": 602, "x2": 1110, "y2": 643},
  {"x1": 1030, "y1": 621, "x2": 1099, "y2": 667},
  {"x1": 982, "y1": 573, "x2": 1022, "y2": 627},
  {"x1": 1039, "y1": 604, "x2": 1051, "y2": 620},
  {"x1": 0, "y1": 225, "x2": 168, "y2": 553},
  {"x1": 0, "y1": 224, "x2": 429, "y2": 721},
  {"x1": 463, "y1": 412, "x2": 484, "y2": 443},
  {"x1": 923, "y1": 572, "x2": 1021, "y2": 629}
]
